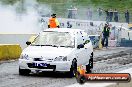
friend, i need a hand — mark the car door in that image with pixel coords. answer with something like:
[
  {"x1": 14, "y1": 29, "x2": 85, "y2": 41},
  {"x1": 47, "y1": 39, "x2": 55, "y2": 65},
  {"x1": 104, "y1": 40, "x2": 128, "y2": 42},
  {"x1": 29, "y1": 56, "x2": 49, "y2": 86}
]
[
  {"x1": 84, "y1": 39, "x2": 92, "y2": 64},
  {"x1": 75, "y1": 31, "x2": 88, "y2": 65},
  {"x1": 75, "y1": 46, "x2": 87, "y2": 65},
  {"x1": 82, "y1": 32, "x2": 92, "y2": 65}
]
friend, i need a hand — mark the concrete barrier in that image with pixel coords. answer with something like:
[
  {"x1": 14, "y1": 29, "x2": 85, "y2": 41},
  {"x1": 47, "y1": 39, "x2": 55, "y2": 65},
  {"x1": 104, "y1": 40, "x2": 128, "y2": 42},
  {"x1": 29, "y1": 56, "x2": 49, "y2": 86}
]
[
  {"x1": 0, "y1": 34, "x2": 36, "y2": 49},
  {"x1": 0, "y1": 44, "x2": 22, "y2": 61}
]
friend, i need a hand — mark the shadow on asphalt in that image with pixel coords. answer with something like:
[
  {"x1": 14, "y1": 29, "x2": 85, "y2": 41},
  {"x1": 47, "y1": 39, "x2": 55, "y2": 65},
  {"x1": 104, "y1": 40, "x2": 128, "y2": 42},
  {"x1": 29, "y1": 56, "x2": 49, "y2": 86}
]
[{"x1": 21, "y1": 72, "x2": 73, "y2": 78}]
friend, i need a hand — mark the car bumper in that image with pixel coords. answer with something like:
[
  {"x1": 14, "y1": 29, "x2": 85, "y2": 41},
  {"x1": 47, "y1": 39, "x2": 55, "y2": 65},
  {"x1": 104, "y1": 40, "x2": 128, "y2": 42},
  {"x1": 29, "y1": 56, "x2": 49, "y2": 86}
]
[{"x1": 19, "y1": 59, "x2": 72, "y2": 72}]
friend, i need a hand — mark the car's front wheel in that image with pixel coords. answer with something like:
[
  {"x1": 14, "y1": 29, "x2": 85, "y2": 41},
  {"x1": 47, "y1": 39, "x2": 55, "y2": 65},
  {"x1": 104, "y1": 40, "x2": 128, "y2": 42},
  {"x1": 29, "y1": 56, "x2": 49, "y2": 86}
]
[
  {"x1": 69, "y1": 59, "x2": 77, "y2": 77},
  {"x1": 19, "y1": 67, "x2": 31, "y2": 76}
]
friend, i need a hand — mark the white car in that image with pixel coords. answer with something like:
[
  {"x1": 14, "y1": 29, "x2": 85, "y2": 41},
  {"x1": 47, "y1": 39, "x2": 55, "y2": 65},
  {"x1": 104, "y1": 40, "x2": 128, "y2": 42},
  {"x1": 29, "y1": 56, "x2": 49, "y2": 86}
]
[{"x1": 19, "y1": 28, "x2": 93, "y2": 76}]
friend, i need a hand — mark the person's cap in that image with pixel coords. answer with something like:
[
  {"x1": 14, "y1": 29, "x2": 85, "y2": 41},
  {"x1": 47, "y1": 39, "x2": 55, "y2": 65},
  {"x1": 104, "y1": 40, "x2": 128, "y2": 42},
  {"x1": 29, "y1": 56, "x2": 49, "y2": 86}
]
[{"x1": 51, "y1": 14, "x2": 56, "y2": 17}]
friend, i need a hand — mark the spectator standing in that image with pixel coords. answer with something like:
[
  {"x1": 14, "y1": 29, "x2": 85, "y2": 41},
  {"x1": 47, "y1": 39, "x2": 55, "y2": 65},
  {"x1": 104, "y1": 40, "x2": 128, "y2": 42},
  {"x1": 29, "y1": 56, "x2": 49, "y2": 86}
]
[
  {"x1": 68, "y1": 5, "x2": 73, "y2": 18},
  {"x1": 68, "y1": 6, "x2": 77, "y2": 19},
  {"x1": 87, "y1": 8, "x2": 90, "y2": 20},
  {"x1": 105, "y1": 9, "x2": 109, "y2": 22},
  {"x1": 87, "y1": 8, "x2": 92, "y2": 20},
  {"x1": 72, "y1": 6, "x2": 77, "y2": 19},
  {"x1": 114, "y1": 9, "x2": 119, "y2": 22},
  {"x1": 102, "y1": 23, "x2": 111, "y2": 48},
  {"x1": 125, "y1": 10, "x2": 130, "y2": 23},
  {"x1": 98, "y1": 8, "x2": 103, "y2": 20},
  {"x1": 109, "y1": 9, "x2": 113, "y2": 22}
]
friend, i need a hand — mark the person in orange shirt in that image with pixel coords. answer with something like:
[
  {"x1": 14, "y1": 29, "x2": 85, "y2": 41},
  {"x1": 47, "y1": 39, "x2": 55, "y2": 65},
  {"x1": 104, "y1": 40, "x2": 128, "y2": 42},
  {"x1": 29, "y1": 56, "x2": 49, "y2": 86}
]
[{"x1": 48, "y1": 14, "x2": 60, "y2": 28}]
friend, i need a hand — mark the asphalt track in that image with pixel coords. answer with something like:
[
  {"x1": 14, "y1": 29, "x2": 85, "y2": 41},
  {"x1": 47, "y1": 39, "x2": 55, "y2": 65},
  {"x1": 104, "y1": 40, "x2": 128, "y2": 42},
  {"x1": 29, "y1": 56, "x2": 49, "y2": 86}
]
[{"x1": 0, "y1": 47, "x2": 132, "y2": 87}]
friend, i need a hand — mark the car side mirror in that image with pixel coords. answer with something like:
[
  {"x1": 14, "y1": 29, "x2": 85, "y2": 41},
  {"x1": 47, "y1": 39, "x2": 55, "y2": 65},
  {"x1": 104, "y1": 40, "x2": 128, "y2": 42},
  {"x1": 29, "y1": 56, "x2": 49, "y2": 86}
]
[
  {"x1": 77, "y1": 44, "x2": 84, "y2": 49},
  {"x1": 26, "y1": 41, "x2": 31, "y2": 45},
  {"x1": 84, "y1": 40, "x2": 90, "y2": 45}
]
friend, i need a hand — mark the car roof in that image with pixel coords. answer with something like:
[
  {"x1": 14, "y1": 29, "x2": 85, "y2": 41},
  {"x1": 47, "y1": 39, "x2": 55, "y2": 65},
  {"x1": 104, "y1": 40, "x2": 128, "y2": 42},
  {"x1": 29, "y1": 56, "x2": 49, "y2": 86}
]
[{"x1": 43, "y1": 28, "x2": 84, "y2": 33}]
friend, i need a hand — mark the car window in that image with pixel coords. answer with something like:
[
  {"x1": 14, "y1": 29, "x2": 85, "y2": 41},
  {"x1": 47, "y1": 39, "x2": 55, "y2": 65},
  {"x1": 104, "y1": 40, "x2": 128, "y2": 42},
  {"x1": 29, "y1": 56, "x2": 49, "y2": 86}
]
[{"x1": 32, "y1": 31, "x2": 75, "y2": 48}]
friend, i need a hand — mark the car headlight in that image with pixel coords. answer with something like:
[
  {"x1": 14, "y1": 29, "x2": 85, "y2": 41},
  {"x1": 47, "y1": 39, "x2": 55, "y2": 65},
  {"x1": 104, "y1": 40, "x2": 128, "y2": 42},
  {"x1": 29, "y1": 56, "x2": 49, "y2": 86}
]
[
  {"x1": 54, "y1": 56, "x2": 67, "y2": 61},
  {"x1": 20, "y1": 54, "x2": 29, "y2": 60}
]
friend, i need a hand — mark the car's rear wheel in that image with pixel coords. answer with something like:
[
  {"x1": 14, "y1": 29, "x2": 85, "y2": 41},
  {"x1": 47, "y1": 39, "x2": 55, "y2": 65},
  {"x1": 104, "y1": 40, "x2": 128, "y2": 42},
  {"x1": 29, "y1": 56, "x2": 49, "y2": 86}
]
[
  {"x1": 69, "y1": 59, "x2": 77, "y2": 77},
  {"x1": 86, "y1": 52, "x2": 93, "y2": 73},
  {"x1": 19, "y1": 67, "x2": 31, "y2": 76},
  {"x1": 89, "y1": 52, "x2": 93, "y2": 69}
]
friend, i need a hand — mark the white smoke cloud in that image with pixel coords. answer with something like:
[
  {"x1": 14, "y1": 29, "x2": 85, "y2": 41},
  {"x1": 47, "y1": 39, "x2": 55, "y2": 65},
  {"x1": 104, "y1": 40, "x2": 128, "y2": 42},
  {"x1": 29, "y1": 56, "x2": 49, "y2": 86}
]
[{"x1": 0, "y1": 0, "x2": 52, "y2": 34}]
